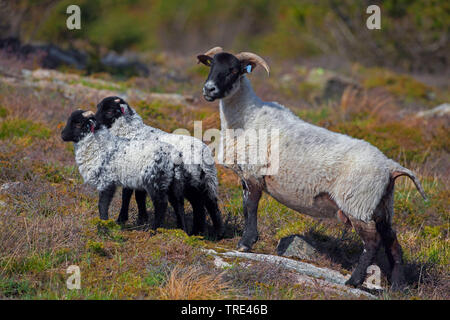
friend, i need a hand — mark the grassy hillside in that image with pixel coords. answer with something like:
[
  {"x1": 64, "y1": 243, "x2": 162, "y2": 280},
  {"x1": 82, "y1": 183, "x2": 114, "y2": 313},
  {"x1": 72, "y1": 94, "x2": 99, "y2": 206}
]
[
  {"x1": 0, "y1": 49, "x2": 448, "y2": 299},
  {"x1": 3, "y1": 0, "x2": 449, "y2": 72}
]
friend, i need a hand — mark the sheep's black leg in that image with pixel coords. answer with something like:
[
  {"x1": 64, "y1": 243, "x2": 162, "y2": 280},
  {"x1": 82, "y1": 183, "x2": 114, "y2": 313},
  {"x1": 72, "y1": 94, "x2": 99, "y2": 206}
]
[
  {"x1": 237, "y1": 179, "x2": 262, "y2": 252},
  {"x1": 135, "y1": 190, "x2": 148, "y2": 225},
  {"x1": 98, "y1": 185, "x2": 116, "y2": 220},
  {"x1": 150, "y1": 193, "x2": 168, "y2": 231},
  {"x1": 117, "y1": 188, "x2": 133, "y2": 224},
  {"x1": 377, "y1": 221, "x2": 406, "y2": 290},
  {"x1": 168, "y1": 186, "x2": 187, "y2": 233},
  {"x1": 388, "y1": 234, "x2": 406, "y2": 291},
  {"x1": 203, "y1": 190, "x2": 224, "y2": 239},
  {"x1": 185, "y1": 187, "x2": 206, "y2": 235},
  {"x1": 346, "y1": 220, "x2": 381, "y2": 287}
]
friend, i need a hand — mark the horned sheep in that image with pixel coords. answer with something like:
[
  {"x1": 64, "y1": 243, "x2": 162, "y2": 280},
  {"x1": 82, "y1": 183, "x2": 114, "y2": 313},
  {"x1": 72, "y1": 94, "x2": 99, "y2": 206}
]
[{"x1": 197, "y1": 46, "x2": 427, "y2": 289}]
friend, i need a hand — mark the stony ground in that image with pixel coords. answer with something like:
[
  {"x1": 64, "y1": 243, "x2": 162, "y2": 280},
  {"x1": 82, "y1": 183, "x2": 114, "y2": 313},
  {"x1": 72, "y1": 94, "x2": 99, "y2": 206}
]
[{"x1": 0, "y1": 52, "x2": 448, "y2": 299}]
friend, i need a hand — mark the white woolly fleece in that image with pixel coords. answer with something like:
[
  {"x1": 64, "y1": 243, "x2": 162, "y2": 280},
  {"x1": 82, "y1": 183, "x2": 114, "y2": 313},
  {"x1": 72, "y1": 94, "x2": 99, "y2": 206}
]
[
  {"x1": 108, "y1": 106, "x2": 219, "y2": 197},
  {"x1": 218, "y1": 76, "x2": 414, "y2": 222},
  {"x1": 74, "y1": 126, "x2": 182, "y2": 195}
]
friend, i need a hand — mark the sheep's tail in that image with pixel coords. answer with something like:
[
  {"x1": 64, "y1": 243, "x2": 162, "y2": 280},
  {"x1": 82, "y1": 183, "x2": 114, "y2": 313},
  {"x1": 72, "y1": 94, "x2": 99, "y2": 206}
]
[{"x1": 389, "y1": 162, "x2": 428, "y2": 201}]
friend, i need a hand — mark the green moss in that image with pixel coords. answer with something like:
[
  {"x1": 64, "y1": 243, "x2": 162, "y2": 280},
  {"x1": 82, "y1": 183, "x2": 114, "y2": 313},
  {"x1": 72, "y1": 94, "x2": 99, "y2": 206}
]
[
  {"x1": 156, "y1": 228, "x2": 205, "y2": 248},
  {"x1": 92, "y1": 218, "x2": 125, "y2": 242},
  {"x1": 296, "y1": 82, "x2": 322, "y2": 103},
  {"x1": 297, "y1": 107, "x2": 330, "y2": 125},
  {"x1": 3, "y1": 252, "x2": 58, "y2": 274},
  {"x1": 67, "y1": 78, "x2": 127, "y2": 92},
  {"x1": 0, "y1": 119, "x2": 51, "y2": 140},
  {"x1": 37, "y1": 163, "x2": 78, "y2": 184},
  {"x1": 144, "y1": 264, "x2": 168, "y2": 287},
  {"x1": 0, "y1": 276, "x2": 35, "y2": 298},
  {"x1": 187, "y1": 64, "x2": 210, "y2": 78},
  {"x1": 362, "y1": 68, "x2": 432, "y2": 103},
  {"x1": 134, "y1": 100, "x2": 188, "y2": 132},
  {"x1": 135, "y1": 100, "x2": 169, "y2": 121},
  {"x1": 422, "y1": 225, "x2": 445, "y2": 239},
  {"x1": 332, "y1": 120, "x2": 427, "y2": 164},
  {"x1": 0, "y1": 105, "x2": 8, "y2": 118},
  {"x1": 415, "y1": 240, "x2": 449, "y2": 267},
  {"x1": 276, "y1": 218, "x2": 312, "y2": 240},
  {"x1": 86, "y1": 240, "x2": 108, "y2": 257}
]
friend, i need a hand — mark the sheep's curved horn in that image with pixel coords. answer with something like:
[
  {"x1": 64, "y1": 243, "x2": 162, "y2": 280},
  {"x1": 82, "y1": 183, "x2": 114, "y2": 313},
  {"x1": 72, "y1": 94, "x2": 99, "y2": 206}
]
[
  {"x1": 235, "y1": 52, "x2": 270, "y2": 75},
  {"x1": 203, "y1": 46, "x2": 224, "y2": 57}
]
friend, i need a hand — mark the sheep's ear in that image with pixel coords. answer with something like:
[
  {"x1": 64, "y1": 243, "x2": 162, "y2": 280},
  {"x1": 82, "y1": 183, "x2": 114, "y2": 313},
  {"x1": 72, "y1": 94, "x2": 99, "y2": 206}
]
[
  {"x1": 240, "y1": 61, "x2": 257, "y2": 74},
  {"x1": 197, "y1": 55, "x2": 213, "y2": 66}
]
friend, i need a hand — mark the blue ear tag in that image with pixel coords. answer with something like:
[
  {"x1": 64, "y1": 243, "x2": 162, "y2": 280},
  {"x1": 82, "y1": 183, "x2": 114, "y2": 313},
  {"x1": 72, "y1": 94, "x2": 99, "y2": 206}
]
[{"x1": 246, "y1": 65, "x2": 252, "y2": 73}]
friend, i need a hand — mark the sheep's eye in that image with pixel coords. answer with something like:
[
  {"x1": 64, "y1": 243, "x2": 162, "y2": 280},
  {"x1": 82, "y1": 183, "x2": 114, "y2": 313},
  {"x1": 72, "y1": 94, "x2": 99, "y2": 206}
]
[{"x1": 231, "y1": 68, "x2": 238, "y2": 74}]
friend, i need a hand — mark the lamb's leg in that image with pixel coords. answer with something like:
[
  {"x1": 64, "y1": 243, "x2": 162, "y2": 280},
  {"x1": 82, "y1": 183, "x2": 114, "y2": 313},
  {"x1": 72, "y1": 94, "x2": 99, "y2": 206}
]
[
  {"x1": 377, "y1": 221, "x2": 406, "y2": 290},
  {"x1": 150, "y1": 193, "x2": 168, "y2": 230},
  {"x1": 98, "y1": 185, "x2": 116, "y2": 220},
  {"x1": 237, "y1": 179, "x2": 262, "y2": 252},
  {"x1": 135, "y1": 190, "x2": 148, "y2": 225},
  {"x1": 185, "y1": 188, "x2": 206, "y2": 235},
  {"x1": 203, "y1": 191, "x2": 224, "y2": 239},
  {"x1": 117, "y1": 188, "x2": 133, "y2": 224},
  {"x1": 169, "y1": 189, "x2": 187, "y2": 233},
  {"x1": 346, "y1": 219, "x2": 382, "y2": 287}
]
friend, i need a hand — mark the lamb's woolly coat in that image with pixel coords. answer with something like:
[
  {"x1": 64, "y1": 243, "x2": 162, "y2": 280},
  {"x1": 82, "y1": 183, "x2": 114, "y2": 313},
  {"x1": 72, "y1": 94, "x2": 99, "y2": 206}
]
[
  {"x1": 74, "y1": 126, "x2": 182, "y2": 195},
  {"x1": 218, "y1": 76, "x2": 422, "y2": 222},
  {"x1": 108, "y1": 106, "x2": 218, "y2": 197}
]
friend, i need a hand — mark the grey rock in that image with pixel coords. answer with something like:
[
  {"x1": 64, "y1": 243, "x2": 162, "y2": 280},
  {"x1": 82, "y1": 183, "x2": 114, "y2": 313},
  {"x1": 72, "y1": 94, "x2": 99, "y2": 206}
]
[
  {"x1": 205, "y1": 249, "x2": 376, "y2": 299},
  {"x1": 323, "y1": 76, "x2": 360, "y2": 101},
  {"x1": 0, "y1": 181, "x2": 21, "y2": 192},
  {"x1": 416, "y1": 103, "x2": 450, "y2": 118},
  {"x1": 276, "y1": 235, "x2": 320, "y2": 261},
  {"x1": 101, "y1": 51, "x2": 149, "y2": 77}
]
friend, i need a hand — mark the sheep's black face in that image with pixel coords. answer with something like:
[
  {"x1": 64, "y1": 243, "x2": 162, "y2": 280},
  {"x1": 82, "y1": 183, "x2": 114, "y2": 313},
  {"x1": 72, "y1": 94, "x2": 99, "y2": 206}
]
[
  {"x1": 198, "y1": 52, "x2": 244, "y2": 101},
  {"x1": 61, "y1": 110, "x2": 97, "y2": 143},
  {"x1": 96, "y1": 96, "x2": 132, "y2": 128}
]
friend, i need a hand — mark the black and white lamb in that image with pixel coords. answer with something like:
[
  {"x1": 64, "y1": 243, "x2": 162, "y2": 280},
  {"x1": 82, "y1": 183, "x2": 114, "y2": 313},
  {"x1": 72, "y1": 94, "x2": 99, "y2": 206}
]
[
  {"x1": 197, "y1": 47, "x2": 428, "y2": 289},
  {"x1": 61, "y1": 109, "x2": 186, "y2": 231},
  {"x1": 95, "y1": 96, "x2": 224, "y2": 237}
]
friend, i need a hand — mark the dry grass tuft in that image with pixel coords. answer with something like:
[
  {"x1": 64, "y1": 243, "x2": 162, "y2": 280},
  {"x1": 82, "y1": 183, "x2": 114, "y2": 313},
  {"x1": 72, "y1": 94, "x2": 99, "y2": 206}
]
[{"x1": 158, "y1": 265, "x2": 232, "y2": 300}]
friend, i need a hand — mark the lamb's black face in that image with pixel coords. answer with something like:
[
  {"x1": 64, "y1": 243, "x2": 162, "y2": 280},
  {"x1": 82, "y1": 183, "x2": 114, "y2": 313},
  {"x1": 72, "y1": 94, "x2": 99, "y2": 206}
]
[
  {"x1": 61, "y1": 110, "x2": 97, "y2": 143},
  {"x1": 96, "y1": 96, "x2": 132, "y2": 128},
  {"x1": 198, "y1": 52, "x2": 244, "y2": 101}
]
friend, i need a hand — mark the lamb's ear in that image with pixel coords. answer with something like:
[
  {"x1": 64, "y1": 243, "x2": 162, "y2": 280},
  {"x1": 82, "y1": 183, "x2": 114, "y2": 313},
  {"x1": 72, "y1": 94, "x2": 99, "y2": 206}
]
[
  {"x1": 197, "y1": 55, "x2": 213, "y2": 66},
  {"x1": 87, "y1": 118, "x2": 98, "y2": 133}
]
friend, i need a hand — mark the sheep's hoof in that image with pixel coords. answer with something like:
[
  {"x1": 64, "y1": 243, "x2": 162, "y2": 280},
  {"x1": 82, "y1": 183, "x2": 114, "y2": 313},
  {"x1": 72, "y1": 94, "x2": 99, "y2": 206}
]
[
  {"x1": 236, "y1": 243, "x2": 251, "y2": 252},
  {"x1": 344, "y1": 278, "x2": 360, "y2": 288},
  {"x1": 116, "y1": 218, "x2": 127, "y2": 225},
  {"x1": 136, "y1": 218, "x2": 148, "y2": 226},
  {"x1": 390, "y1": 281, "x2": 407, "y2": 292}
]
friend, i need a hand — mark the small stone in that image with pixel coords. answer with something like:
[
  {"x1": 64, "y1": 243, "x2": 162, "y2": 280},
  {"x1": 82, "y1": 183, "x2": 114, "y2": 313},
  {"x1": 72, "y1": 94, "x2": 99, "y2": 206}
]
[
  {"x1": 276, "y1": 235, "x2": 320, "y2": 261},
  {"x1": 323, "y1": 77, "x2": 360, "y2": 101},
  {"x1": 213, "y1": 256, "x2": 231, "y2": 268},
  {"x1": 0, "y1": 181, "x2": 21, "y2": 192},
  {"x1": 416, "y1": 103, "x2": 450, "y2": 118}
]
